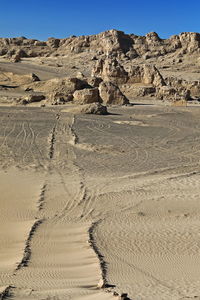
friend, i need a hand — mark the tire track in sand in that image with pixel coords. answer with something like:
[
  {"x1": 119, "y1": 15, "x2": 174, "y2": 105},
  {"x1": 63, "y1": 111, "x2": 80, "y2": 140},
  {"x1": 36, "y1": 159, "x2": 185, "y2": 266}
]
[
  {"x1": 0, "y1": 285, "x2": 12, "y2": 299},
  {"x1": 3, "y1": 113, "x2": 121, "y2": 300},
  {"x1": 15, "y1": 219, "x2": 44, "y2": 271}
]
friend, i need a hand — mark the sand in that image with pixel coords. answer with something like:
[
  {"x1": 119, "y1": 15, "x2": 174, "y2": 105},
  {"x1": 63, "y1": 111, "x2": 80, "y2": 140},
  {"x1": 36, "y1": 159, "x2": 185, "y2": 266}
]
[{"x1": 1, "y1": 103, "x2": 200, "y2": 300}]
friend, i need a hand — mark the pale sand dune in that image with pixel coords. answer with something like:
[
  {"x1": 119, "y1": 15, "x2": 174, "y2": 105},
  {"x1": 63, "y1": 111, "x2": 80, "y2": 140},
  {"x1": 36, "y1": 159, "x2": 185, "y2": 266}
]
[
  {"x1": 91, "y1": 172, "x2": 200, "y2": 299},
  {"x1": 0, "y1": 168, "x2": 113, "y2": 300},
  {"x1": 1, "y1": 105, "x2": 200, "y2": 299},
  {"x1": 11, "y1": 221, "x2": 113, "y2": 299},
  {"x1": 0, "y1": 110, "x2": 114, "y2": 299},
  {"x1": 0, "y1": 169, "x2": 43, "y2": 274}
]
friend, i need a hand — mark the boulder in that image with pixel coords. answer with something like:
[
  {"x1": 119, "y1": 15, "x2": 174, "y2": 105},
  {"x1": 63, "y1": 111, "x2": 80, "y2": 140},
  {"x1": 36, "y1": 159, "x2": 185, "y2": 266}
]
[
  {"x1": 78, "y1": 103, "x2": 108, "y2": 115},
  {"x1": 22, "y1": 94, "x2": 45, "y2": 104},
  {"x1": 99, "y1": 81, "x2": 129, "y2": 105},
  {"x1": 73, "y1": 87, "x2": 100, "y2": 104},
  {"x1": 63, "y1": 103, "x2": 108, "y2": 115},
  {"x1": 47, "y1": 92, "x2": 73, "y2": 105}
]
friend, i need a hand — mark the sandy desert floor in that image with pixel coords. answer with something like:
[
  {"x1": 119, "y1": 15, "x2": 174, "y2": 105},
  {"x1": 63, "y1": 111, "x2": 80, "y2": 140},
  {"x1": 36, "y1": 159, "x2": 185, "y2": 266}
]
[{"x1": 1, "y1": 103, "x2": 200, "y2": 300}]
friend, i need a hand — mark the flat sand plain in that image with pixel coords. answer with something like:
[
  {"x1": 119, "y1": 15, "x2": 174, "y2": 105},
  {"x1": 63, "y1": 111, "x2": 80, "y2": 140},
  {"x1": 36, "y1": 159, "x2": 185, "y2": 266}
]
[{"x1": 1, "y1": 104, "x2": 200, "y2": 300}]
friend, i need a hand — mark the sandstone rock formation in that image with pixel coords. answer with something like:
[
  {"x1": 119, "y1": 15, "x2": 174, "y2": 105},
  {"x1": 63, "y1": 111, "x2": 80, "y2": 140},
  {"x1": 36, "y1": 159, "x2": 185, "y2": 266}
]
[
  {"x1": 1, "y1": 29, "x2": 200, "y2": 104},
  {"x1": 143, "y1": 65, "x2": 165, "y2": 86},
  {"x1": 63, "y1": 103, "x2": 108, "y2": 115},
  {"x1": 99, "y1": 81, "x2": 129, "y2": 105},
  {"x1": 73, "y1": 87, "x2": 100, "y2": 104},
  {"x1": 10, "y1": 49, "x2": 27, "y2": 62},
  {"x1": 22, "y1": 94, "x2": 45, "y2": 104},
  {"x1": 1, "y1": 30, "x2": 200, "y2": 61},
  {"x1": 156, "y1": 86, "x2": 190, "y2": 101},
  {"x1": 92, "y1": 58, "x2": 128, "y2": 84},
  {"x1": 165, "y1": 77, "x2": 200, "y2": 99},
  {"x1": 47, "y1": 92, "x2": 73, "y2": 105},
  {"x1": 128, "y1": 64, "x2": 165, "y2": 86},
  {"x1": 78, "y1": 103, "x2": 108, "y2": 114},
  {"x1": 120, "y1": 84, "x2": 156, "y2": 99},
  {"x1": 25, "y1": 77, "x2": 88, "y2": 96},
  {"x1": 91, "y1": 58, "x2": 166, "y2": 101}
]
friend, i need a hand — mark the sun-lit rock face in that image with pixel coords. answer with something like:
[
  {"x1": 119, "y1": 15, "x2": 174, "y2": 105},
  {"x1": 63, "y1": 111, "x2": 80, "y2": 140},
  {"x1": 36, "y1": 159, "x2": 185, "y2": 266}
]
[
  {"x1": 73, "y1": 87, "x2": 100, "y2": 104},
  {"x1": 1, "y1": 30, "x2": 200, "y2": 60},
  {"x1": 127, "y1": 64, "x2": 165, "y2": 87},
  {"x1": 92, "y1": 58, "x2": 128, "y2": 84},
  {"x1": 99, "y1": 81, "x2": 129, "y2": 105}
]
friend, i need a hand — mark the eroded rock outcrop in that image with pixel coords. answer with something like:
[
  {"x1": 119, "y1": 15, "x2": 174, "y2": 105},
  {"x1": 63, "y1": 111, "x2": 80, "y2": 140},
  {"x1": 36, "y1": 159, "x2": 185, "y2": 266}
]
[
  {"x1": 0, "y1": 30, "x2": 200, "y2": 61},
  {"x1": 128, "y1": 64, "x2": 165, "y2": 86},
  {"x1": 47, "y1": 92, "x2": 73, "y2": 105},
  {"x1": 99, "y1": 81, "x2": 129, "y2": 105},
  {"x1": 165, "y1": 76, "x2": 200, "y2": 99},
  {"x1": 22, "y1": 94, "x2": 45, "y2": 104},
  {"x1": 73, "y1": 87, "x2": 100, "y2": 104},
  {"x1": 92, "y1": 58, "x2": 128, "y2": 84},
  {"x1": 156, "y1": 85, "x2": 190, "y2": 101},
  {"x1": 1, "y1": 29, "x2": 200, "y2": 105},
  {"x1": 25, "y1": 77, "x2": 88, "y2": 95},
  {"x1": 92, "y1": 57, "x2": 165, "y2": 87},
  {"x1": 77, "y1": 102, "x2": 108, "y2": 114},
  {"x1": 63, "y1": 103, "x2": 108, "y2": 114}
]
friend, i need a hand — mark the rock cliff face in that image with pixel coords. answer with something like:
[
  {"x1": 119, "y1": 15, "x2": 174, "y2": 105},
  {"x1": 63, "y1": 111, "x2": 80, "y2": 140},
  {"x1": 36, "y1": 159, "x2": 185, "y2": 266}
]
[
  {"x1": 1, "y1": 29, "x2": 200, "y2": 105},
  {"x1": 1, "y1": 30, "x2": 200, "y2": 60}
]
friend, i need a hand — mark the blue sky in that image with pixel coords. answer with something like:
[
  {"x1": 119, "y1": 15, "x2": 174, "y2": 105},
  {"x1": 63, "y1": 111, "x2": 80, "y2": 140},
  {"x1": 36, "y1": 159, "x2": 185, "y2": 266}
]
[{"x1": 0, "y1": 0, "x2": 199, "y2": 40}]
